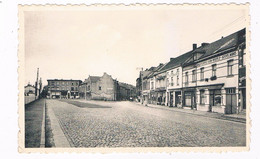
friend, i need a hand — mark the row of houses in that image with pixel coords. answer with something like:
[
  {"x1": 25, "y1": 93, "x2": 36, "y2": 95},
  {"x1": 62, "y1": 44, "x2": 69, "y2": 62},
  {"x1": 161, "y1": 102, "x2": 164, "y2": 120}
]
[
  {"x1": 47, "y1": 72, "x2": 136, "y2": 101},
  {"x1": 136, "y1": 28, "x2": 246, "y2": 114}
]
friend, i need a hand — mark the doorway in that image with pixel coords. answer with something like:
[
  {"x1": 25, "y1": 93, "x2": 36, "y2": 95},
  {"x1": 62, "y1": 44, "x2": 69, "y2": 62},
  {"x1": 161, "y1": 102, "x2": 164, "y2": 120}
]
[{"x1": 226, "y1": 88, "x2": 237, "y2": 114}]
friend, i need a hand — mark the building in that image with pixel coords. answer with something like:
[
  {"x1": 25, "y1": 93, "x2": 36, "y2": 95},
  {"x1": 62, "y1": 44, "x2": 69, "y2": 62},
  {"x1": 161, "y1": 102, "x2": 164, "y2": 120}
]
[
  {"x1": 161, "y1": 51, "x2": 194, "y2": 107},
  {"x1": 137, "y1": 28, "x2": 246, "y2": 114},
  {"x1": 182, "y1": 28, "x2": 246, "y2": 114},
  {"x1": 79, "y1": 72, "x2": 136, "y2": 101},
  {"x1": 118, "y1": 82, "x2": 136, "y2": 101},
  {"x1": 24, "y1": 83, "x2": 36, "y2": 96},
  {"x1": 47, "y1": 79, "x2": 82, "y2": 99}
]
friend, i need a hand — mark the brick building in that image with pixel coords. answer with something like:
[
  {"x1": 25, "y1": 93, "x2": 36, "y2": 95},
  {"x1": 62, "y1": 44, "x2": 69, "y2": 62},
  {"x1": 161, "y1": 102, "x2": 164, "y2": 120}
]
[{"x1": 47, "y1": 79, "x2": 82, "y2": 99}]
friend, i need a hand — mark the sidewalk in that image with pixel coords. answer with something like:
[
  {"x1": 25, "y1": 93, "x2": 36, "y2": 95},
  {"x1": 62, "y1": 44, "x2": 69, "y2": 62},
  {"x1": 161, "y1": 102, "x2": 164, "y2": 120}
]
[
  {"x1": 137, "y1": 102, "x2": 246, "y2": 123},
  {"x1": 25, "y1": 99, "x2": 45, "y2": 148}
]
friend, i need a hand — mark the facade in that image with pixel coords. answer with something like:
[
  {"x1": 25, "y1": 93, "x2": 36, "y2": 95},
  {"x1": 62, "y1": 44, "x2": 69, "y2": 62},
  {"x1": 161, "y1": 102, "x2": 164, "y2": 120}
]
[
  {"x1": 79, "y1": 73, "x2": 117, "y2": 101},
  {"x1": 137, "y1": 28, "x2": 246, "y2": 114},
  {"x1": 163, "y1": 51, "x2": 193, "y2": 107},
  {"x1": 118, "y1": 82, "x2": 136, "y2": 101},
  {"x1": 24, "y1": 84, "x2": 36, "y2": 96},
  {"x1": 79, "y1": 72, "x2": 136, "y2": 101},
  {"x1": 47, "y1": 79, "x2": 82, "y2": 99}
]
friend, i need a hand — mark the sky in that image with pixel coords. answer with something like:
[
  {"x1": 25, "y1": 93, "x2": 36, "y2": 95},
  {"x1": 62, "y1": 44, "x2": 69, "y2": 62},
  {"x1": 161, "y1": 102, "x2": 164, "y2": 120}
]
[{"x1": 24, "y1": 5, "x2": 247, "y2": 86}]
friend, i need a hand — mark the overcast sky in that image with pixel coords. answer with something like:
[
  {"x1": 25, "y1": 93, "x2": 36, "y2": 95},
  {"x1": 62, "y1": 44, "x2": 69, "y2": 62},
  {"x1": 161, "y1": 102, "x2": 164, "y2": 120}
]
[{"x1": 24, "y1": 5, "x2": 247, "y2": 86}]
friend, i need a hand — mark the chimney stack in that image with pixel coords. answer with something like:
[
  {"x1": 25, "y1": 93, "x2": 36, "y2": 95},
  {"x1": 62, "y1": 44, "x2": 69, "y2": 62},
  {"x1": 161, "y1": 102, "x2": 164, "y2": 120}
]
[
  {"x1": 201, "y1": 43, "x2": 209, "y2": 47},
  {"x1": 193, "y1": 43, "x2": 197, "y2": 50}
]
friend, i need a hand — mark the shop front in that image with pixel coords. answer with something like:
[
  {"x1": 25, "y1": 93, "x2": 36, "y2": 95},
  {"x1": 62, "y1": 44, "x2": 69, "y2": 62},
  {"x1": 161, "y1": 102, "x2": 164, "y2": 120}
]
[
  {"x1": 183, "y1": 88, "x2": 196, "y2": 109},
  {"x1": 155, "y1": 90, "x2": 166, "y2": 105},
  {"x1": 196, "y1": 84, "x2": 225, "y2": 113}
]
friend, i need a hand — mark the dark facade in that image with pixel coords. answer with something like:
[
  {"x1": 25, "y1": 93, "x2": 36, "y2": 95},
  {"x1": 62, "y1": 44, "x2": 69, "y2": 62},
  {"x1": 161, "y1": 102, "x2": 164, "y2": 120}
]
[{"x1": 47, "y1": 79, "x2": 82, "y2": 99}]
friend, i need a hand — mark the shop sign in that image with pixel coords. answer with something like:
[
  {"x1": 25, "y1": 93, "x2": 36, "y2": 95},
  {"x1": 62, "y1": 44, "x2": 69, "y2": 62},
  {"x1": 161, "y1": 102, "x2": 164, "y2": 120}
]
[{"x1": 197, "y1": 51, "x2": 237, "y2": 67}]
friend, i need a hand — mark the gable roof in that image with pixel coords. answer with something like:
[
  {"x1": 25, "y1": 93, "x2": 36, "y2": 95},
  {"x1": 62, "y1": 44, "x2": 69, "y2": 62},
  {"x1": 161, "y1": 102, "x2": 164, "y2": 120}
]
[
  {"x1": 198, "y1": 28, "x2": 245, "y2": 61},
  {"x1": 159, "y1": 50, "x2": 194, "y2": 72},
  {"x1": 89, "y1": 76, "x2": 101, "y2": 83}
]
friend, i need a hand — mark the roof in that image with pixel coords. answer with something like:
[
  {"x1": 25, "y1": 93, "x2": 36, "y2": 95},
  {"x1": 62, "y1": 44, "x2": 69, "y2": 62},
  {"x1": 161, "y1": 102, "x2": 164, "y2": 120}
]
[
  {"x1": 89, "y1": 76, "x2": 101, "y2": 83},
  {"x1": 47, "y1": 79, "x2": 82, "y2": 82},
  {"x1": 158, "y1": 50, "x2": 194, "y2": 72},
  {"x1": 198, "y1": 28, "x2": 245, "y2": 61},
  {"x1": 146, "y1": 63, "x2": 165, "y2": 78},
  {"x1": 119, "y1": 82, "x2": 135, "y2": 89},
  {"x1": 25, "y1": 84, "x2": 35, "y2": 88}
]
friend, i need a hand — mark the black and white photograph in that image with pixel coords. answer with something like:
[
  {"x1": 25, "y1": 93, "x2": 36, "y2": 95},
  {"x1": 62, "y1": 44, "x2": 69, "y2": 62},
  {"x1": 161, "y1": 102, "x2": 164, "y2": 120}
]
[{"x1": 18, "y1": 4, "x2": 250, "y2": 152}]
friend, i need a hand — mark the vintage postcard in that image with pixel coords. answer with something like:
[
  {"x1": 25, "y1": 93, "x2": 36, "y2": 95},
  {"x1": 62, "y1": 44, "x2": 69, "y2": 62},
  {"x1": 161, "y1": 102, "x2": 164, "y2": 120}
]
[{"x1": 18, "y1": 4, "x2": 250, "y2": 153}]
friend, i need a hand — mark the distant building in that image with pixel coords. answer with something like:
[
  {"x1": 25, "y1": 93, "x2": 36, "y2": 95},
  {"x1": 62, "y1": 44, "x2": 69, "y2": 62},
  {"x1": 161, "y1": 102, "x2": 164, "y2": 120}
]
[
  {"x1": 47, "y1": 79, "x2": 82, "y2": 99},
  {"x1": 79, "y1": 73, "x2": 118, "y2": 101},
  {"x1": 79, "y1": 72, "x2": 136, "y2": 101},
  {"x1": 24, "y1": 83, "x2": 36, "y2": 96},
  {"x1": 118, "y1": 82, "x2": 136, "y2": 101}
]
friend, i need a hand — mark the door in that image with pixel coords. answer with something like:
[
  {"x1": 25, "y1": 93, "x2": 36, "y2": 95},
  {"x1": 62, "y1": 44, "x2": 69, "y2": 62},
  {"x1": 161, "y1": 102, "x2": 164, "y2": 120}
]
[
  {"x1": 226, "y1": 88, "x2": 237, "y2": 114},
  {"x1": 170, "y1": 92, "x2": 173, "y2": 107}
]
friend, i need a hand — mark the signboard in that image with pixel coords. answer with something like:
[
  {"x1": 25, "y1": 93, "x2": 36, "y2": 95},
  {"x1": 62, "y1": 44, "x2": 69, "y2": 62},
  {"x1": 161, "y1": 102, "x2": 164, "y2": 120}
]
[{"x1": 196, "y1": 51, "x2": 237, "y2": 67}]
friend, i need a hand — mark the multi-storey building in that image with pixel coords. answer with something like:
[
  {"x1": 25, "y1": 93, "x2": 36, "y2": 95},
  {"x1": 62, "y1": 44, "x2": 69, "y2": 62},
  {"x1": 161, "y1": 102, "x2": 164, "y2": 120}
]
[
  {"x1": 182, "y1": 28, "x2": 246, "y2": 114},
  {"x1": 47, "y1": 79, "x2": 82, "y2": 99},
  {"x1": 137, "y1": 28, "x2": 246, "y2": 114},
  {"x1": 162, "y1": 51, "x2": 193, "y2": 107},
  {"x1": 79, "y1": 72, "x2": 136, "y2": 101}
]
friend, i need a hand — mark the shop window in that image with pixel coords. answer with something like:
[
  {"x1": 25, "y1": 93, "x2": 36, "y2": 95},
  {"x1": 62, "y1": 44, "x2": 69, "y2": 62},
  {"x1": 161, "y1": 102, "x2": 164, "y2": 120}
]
[
  {"x1": 200, "y1": 67, "x2": 204, "y2": 80},
  {"x1": 212, "y1": 64, "x2": 217, "y2": 77},
  {"x1": 210, "y1": 89, "x2": 221, "y2": 106},
  {"x1": 192, "y1": 70, "x2": 196, "y2": 82},
  {"x1": 227, "y1": 60, "x2": 233, "y2": 76},
  {"x1": 200, "y1": 90, "x2": 206, "y2": 104},
  {"x1": 184, "y1": 92, "x2": 192, "y2": 106}
]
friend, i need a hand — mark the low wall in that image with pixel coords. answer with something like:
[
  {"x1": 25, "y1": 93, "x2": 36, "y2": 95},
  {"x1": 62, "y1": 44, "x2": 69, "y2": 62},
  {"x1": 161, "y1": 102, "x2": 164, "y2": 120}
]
[{"x1": 25, "y1": 96, "x2": 37, "y2": 105}]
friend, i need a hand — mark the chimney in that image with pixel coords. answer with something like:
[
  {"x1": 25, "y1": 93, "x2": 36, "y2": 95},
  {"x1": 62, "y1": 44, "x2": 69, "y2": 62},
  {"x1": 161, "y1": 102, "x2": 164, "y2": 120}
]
[
  {"x1": 201, "y1": 43, "x2": 209, "y2": 47},
  {"x1": 170, "y1": 58, "x2": 175, "y2": 61},
  {"x1": 193, "y1": 43, "x2": 197, "y2": 50}
]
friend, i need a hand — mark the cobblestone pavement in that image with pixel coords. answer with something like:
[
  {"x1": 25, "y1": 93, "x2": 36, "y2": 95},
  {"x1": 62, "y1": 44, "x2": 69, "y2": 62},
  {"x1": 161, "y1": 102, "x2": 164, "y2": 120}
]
[{"x1": 46, "y1": 99, "x2": 246, "y2": 147}]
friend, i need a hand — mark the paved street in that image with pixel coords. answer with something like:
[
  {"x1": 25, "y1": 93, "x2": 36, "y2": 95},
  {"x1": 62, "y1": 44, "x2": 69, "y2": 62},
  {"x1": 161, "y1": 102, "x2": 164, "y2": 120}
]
[{"x1": 46, "y1": 99, "x2": 246, "y2": 147}]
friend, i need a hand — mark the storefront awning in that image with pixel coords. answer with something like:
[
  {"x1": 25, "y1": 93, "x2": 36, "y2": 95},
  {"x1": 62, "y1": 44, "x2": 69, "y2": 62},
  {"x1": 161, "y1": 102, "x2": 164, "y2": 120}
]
[{"x1": 197, "y1": 83, "x2": 224, "y2": 90}]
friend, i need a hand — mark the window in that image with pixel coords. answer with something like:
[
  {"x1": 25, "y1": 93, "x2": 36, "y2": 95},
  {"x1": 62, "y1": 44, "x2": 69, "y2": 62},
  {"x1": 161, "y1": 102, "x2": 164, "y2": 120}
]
[
  {"x1": 72, "y1": 82, "x2": 74, "y2": 86},
  {"x1": 212, "y1": 64, "x2": 217, "y2": 76},
  {"x1": 185, "y1": 72, "x2": 189, "y2": 84},
  {"x1": 88, "y1": 85, "x2": 90, "y2": 90},
  {"x1": 99, "y1": 86, "x2": 102, "y2": 90},
  {"x1": 171, "y1": 77, "x2": 174, "y2": 86},
  {"x1": 227, "y1": 60, "x2": 233, "y2": 76},
  {"x1": 71, "y1": 87, "x2": 74, "y2": 91},
  {"x1": 177, "y1": 69, "x2": 179, "y2": 75},
  {"x1": 177, "y1": 76, "x2": 179, "y2": 85},
  {"x1": 171, "y1": 70, "x2": 173, "y2": 75},
  {"x1": 200, "y1": 67, "x2": 204, "y2": 80},
  {"x1": 210, "y1": 89, "x2": 221, "y2": 106},
  {"x1": 151, "y1": 81, "x2": 154, "y2": 89},
  {"x1": 200, "y1": 90, "x2": 206, "y2": 104},
  {"x1": 192, "y1": 70, "x2": 196, "y2": 82}
]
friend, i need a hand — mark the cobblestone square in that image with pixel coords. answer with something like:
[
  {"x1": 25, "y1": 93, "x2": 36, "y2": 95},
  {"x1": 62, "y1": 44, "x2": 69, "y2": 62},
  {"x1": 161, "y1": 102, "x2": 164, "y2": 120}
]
[{"x1": 47, "y1": 99, "x2": 246, "y2": 147}]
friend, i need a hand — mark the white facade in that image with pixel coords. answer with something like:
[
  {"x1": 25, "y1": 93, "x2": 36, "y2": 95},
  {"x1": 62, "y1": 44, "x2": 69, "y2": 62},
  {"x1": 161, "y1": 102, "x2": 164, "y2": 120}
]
[
  {"x1": 195, "y1": 50, "x2": 239, "y2": 114},
  {"x1": 166, "y1": 66, "x2": 183, "y2": 107}
]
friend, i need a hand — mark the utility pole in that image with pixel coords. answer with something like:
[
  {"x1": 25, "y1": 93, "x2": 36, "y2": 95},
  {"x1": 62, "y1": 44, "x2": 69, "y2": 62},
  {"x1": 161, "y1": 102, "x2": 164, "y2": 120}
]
[
  {"x1": 35, "y1": 68, "x2": 39, "y2": 100},
  {"x1": 39, "y1": 77, "x2": 42, "y2": 99}
]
